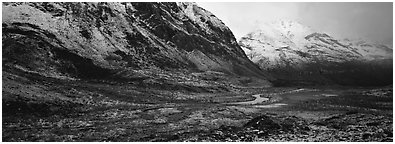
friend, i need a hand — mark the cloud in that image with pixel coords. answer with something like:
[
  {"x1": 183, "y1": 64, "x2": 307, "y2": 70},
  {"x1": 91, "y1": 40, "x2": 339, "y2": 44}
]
[
  {"x1": 197, "y1": 2, "x2": 300, "y2": 39},
  {"x1": 297, "y1": 2, "x2": 392, "y2": 46},
  {"x1": 197, "y1": 2, "x2": 393, "y2": 47}
]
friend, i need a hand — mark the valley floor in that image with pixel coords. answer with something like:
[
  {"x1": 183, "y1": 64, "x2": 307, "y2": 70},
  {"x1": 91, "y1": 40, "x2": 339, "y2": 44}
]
[{"x1": 2, "y1": 70, "x2": 393, "y2": 142}]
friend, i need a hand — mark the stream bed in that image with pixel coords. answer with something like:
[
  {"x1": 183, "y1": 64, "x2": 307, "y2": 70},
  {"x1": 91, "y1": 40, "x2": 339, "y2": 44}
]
[{"x1": 229, "y1": 94, "x2": 269, "y2": 105}]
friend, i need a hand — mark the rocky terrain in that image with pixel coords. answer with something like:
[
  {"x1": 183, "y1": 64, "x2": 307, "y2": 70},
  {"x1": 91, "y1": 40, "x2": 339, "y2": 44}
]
[
  {"x1": 240, "y1": 20, "x2": 393, "y2": 86},
  {"x1": 2, "y1": 2, "x2": 393, "y2": 142},
  {"x1": 3, "y1": 70, "x2": 392, "y2": 142},
  {"x1": 177, "y1": 87, "x2": 393, "y2": 142},
  {"x1": 2, "y1": 2, "x2": 270, "y2": 84}
]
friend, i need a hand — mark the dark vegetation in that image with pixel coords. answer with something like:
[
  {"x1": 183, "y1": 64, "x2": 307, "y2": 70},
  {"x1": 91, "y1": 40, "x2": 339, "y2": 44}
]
[{"x1": 269, "y1": 59, "x2": 393, "y2": 87}]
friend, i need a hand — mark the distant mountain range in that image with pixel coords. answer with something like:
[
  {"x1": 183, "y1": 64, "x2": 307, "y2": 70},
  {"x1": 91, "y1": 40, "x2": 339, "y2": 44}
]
[{"x1": 239, "y1": 20, "x2": 393, "y2": 86}]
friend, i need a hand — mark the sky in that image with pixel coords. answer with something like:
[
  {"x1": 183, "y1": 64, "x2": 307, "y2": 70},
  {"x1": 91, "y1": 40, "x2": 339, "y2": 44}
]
[{"x1": 197, "y1": 2, "x2": 393, "y2": 47}]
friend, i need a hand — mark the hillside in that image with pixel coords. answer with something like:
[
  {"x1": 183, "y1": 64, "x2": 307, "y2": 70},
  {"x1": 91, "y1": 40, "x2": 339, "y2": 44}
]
[
  {"x1": 240, "y1": 20, "x2": 393, "y2": 86},
  {"x1": 3, "y1": 2, "x2": 273, "y2": 141},
  {"x1": 2, "y1": 2, "x2": 271, "y2": 84}
]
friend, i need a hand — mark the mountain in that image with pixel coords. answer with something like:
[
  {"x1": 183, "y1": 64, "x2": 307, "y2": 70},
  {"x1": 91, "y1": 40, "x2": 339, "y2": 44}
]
[
  {"x1": 340, "y1": 38, "x2": 393, "y2": 60},
  {"x1": 240, "y1": 20, "x2": 392, "y2": 86},
  {"x1": 3, "y1": 2, "x2": 277, "y2": 141},
  {"x1": 2, "y1": 2, "x2": 271, "y2": 86}
]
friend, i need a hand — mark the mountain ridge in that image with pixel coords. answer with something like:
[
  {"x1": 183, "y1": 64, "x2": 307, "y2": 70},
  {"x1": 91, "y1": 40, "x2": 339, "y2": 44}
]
[
  {"x1": 2, "y1": 2, "x2": 271, "y2": 86},
  {"x1": 239, "y1": 20, "x2": 392, "y2": 86}
]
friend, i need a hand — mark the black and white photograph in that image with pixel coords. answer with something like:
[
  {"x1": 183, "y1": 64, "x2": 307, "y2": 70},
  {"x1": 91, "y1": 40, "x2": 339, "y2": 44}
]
[{"x1": 1, "y1": 1, "x2": 393, "y2": 142}]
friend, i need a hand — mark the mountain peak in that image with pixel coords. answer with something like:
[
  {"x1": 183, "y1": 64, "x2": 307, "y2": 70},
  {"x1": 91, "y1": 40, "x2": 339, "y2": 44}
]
[
  {"x1": 178, "y1": 2, "x2": 229, "y2": 32},
  {"x1": 271, "y1": 20, "x2": 308, "y2": 29},
  {"x1": 252, "y1": 20, "x2": 313, "y2": 45},
  {"x1": 267, "y1": 20, "x2": 313, "y2": 33},
  {"x1": 247, "y1": 20, "x2": 313, "y2": 48}
]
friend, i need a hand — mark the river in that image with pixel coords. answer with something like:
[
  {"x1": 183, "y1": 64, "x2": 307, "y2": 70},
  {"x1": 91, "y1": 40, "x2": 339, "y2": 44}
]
[{"x1": 229, "y1": 94, "x2": 269, "y2": 105}]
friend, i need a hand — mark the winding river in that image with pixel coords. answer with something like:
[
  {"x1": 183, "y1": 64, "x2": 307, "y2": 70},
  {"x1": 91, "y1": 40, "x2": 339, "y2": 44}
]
[
  {"x1": 230, "y1": 94, "x2": 269, "y2": 105},
  {"x1": 228, "y1": 89, "x2": 344, "y2": 110}
]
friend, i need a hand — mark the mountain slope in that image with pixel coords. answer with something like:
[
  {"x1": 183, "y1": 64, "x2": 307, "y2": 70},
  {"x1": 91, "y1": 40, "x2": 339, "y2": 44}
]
[
  {"x1": 3, "y1": 3, "x2": 274, "y2": 141},
  {"x1": 2, "y1": 2, "x2": 271, "y2": 85},
  {"x1": 240, "y1": 20, "x2": 392, "y2": 86}
]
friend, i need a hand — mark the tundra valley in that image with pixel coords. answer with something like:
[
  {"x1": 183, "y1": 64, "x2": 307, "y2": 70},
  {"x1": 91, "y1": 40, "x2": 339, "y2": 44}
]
[{"x1": 2, "y1": 2, "x2": 393, "y2": 142}]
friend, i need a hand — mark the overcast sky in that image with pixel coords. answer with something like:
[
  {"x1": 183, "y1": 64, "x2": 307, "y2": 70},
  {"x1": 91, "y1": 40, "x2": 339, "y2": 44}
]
[{"x1": 197, "y1": 2, "x2": 393, "y2": 47}]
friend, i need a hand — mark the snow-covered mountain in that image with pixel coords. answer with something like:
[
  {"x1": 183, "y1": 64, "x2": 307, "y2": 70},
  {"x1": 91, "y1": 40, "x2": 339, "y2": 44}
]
[
  {"x1": 240, "y1": 20, "x2": 393, "y2": 86},
  {"x1": 340, "y1": 38, "x2": 393, "y2": 60},
  {"x1": 2, "y1": 2, "x2": 270, "y2": 84}
]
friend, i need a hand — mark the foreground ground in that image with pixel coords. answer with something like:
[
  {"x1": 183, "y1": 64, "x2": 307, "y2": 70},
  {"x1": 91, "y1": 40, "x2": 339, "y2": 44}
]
[{"x1": 2, "y1": 69, "x2": 393, "y2": 142}]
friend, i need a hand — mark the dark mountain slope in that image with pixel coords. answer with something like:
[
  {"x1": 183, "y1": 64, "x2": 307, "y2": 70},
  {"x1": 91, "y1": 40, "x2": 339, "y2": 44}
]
[
  {"x1": 2, "y1": 2, "x2": 271, "y2": 85},
  {"x1": 2, "y1": 3, "x2": 273, "y2": 141}
]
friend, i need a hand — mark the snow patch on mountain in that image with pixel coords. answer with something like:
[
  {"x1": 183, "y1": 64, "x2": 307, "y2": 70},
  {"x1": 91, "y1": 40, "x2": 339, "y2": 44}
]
[
  {"x1": 240, "y1": 20, "x2": 392, "y2": 70},
  {"x1": 178, "y1": 2, "x2": 229, "y2": 33}
]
